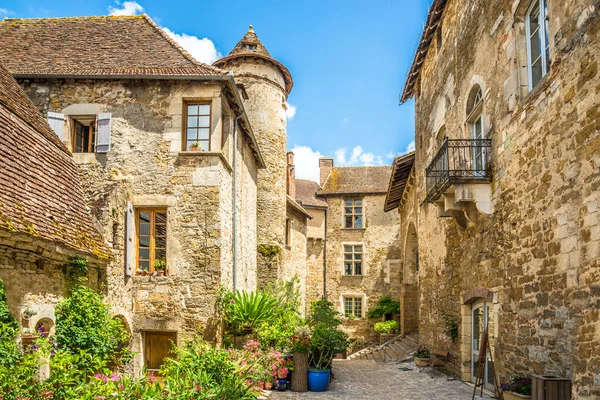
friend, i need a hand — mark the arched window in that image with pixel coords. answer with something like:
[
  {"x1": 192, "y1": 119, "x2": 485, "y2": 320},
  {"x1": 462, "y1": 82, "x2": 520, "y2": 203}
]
[
  {"x1": 526, "y1": 0, "x2": 550, "y2": 90},
  {"x1": 466, "y1": 85, "x2": 485, "y2": 175}
]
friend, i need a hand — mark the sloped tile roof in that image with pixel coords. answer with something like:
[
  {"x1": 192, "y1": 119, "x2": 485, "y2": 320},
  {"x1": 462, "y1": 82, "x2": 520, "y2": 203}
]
[
  {"x1": 214, "y1": 26, "x2": 293, "y2": 94},
  {"x1": 384, "y1": 152, "x2": 415, "y2": 212},
  {"x1": 0, "y1": 15, "x2": 226, "y2": 76},
  {"x1": 0, "y1": 62, "x2": 111, "y2": 259},
  {"x1": 287, "y1": 195, "x2": 312, "y2": 219},
  {"x1": 318, "y1": 166, "x2": 393, "y2": 196},
  {"x1": 295, "y1": 179, "x2": 328, "y2": 208}
]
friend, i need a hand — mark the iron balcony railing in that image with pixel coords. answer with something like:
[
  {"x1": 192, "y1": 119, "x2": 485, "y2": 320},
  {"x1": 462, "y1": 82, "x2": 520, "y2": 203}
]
[{"x1": 425, "y1": 138, "x2": 492, "y2": 203}]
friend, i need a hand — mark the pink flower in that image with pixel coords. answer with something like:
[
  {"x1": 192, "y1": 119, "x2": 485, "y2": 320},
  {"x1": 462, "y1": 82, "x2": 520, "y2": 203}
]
[{"x1": 110, "y1": 373, "x2": 121, "y2": 382}]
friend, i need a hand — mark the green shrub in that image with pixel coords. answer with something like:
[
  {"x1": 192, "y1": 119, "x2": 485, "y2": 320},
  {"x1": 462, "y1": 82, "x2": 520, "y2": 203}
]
[
  {"x1": 223, "y1": 290, "x2": 279, "y2": 335},
  {"x1": 374, "y1": 320, "x2": 399, "y2": 334},
  {"x1": 55, "y1": 282, "x2": 130, "y2": 364},
  {"x1": 367, "y1": 296, "x2": 400, "y2": 319},
  {"x1": 308, "y1": 300, "x2": 352, "y2": 370}
]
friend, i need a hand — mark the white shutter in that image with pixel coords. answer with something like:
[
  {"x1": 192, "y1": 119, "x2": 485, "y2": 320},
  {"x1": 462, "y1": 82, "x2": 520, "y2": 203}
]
[
  {"x1": 47, "y1": 112, "x2": 65, "y2": 141},
  {"x1": 96, "y1": 113, "x2": 112, "y2": 153},
  {"x1": 125, "y1": 201, "x2": 135, "y2": 276}
]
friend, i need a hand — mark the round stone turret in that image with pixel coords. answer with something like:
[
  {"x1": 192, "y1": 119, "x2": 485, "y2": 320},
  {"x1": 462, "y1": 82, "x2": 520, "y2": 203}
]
[{"x1": 214, "y1": 26, "x2": 293, "y2": 282}]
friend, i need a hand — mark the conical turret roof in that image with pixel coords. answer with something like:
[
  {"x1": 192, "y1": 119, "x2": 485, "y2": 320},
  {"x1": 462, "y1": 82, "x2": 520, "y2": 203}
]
[{"x1": 214, "y1": 26, "x2": 293, "y2": 94}]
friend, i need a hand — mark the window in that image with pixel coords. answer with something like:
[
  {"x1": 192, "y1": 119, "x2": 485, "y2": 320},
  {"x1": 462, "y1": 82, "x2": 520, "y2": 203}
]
[
  {"x1": 343, "y1": 297, "x2": 363, "y2": 319},
  {"x1": 344, "y1": 199, "x2": 363, "y2": 228},
  {"x1": 466, "y1": 85, "x2": 486, "y2": 175},
  {"x1": 145, "y1": 331, "x2": 177, "y2": 373},
  {"x1": 72, "y1": 116, "x2": 96, "y2": 153},
  {"x1": 247, "y1": 44, "x2": 256, "y2": 50},
  {"x1": 526, "y1": 0, "x2": 550, "y2": 90},
  {"x1": 136, "y1": 209, "x2": 167, "y2": 275},
  {"x1": 285, "y1": 218, "x2": 292, "y2": 247},
  {"x1": 344, "y1": 245, "x2": 363, "y2": 275},
  {"x1": 184, "y1": 103, "x2": 211, "y2": 151}
]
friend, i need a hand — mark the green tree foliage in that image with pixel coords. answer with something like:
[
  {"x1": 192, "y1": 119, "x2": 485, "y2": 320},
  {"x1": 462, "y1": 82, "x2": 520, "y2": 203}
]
[
  {"x1": 307, "y1": 300, "x2": 352, "y2": 370},
  {"x1": 55, "y1": 282, "x2": 130, "y2": 363},
  {"x1": 367, "y1": 296, "x2": 400, "y2": 319},
  {"x1": 0, "y1": 278, "x2": 20, "y2": 369}
]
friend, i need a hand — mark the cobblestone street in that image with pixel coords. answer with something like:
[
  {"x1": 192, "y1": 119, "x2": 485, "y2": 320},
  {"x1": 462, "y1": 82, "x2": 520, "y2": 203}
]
[{"x1": 269, "y1": 360, "x2": 495, "y2": 400}]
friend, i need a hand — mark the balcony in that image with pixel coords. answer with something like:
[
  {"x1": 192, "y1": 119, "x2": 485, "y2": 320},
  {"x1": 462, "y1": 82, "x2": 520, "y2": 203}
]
[{"x1": 425, "y1": 138, "x2": 493, "y2": 226}]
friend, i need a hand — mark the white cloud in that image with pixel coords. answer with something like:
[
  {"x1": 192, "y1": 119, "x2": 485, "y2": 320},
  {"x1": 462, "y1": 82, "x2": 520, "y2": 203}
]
[
  {"x1": 108, "y1": 1, "x2": 144, "y2": 16},
  {"x1": 334, "y1": 145, "x2": 383, "y2": 166},
  {"x1": 285, "y1": 102, "x2": 297, "y2": 120},
  {"x1": 106, "y1": 1, "x2": 221, "y2": 65},
  {"x1": 386, "y1": 140, "x2": 416, "y2": 160},
  {"x1": 341, "y1": 118, "x2": 349, "y2": 124},
  {"x1": 289, "y1": 145, "x2": 324, "y2": 183},
  {"x1": 162, "y1": 27, "x2": 222, "y2": 64}
]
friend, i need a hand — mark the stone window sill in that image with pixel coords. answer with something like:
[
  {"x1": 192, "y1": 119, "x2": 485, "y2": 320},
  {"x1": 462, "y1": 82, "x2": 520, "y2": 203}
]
[
  {"x1": 340, "y1": 228, "x2": 367, "y2": 231},
  {"x1": 176, "y1": 151, "x2": 232, "y2": 172},
  {"x1": 342, "y1": 275, "x2": 365, "y2": 278},
  {"x1": 132, "y1": 275, "x2": 174, "y2": 282},
  {"x1": 72, "y1": 152, "x2": 100, "y2": 164}
]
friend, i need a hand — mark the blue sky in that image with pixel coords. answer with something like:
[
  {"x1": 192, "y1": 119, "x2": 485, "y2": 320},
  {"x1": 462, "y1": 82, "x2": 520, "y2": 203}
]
[{"x1": 0, "y1": 1, "x2": 428, "y2": 182}]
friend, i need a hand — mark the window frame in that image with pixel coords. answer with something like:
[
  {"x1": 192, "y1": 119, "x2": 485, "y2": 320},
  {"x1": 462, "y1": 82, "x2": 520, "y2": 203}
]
[
  {"x1": 343, "y1": 198, "x2": 364, "y2": 229},
  {"x1": 71, "y1": 116, "x2": 96, "y2": 154},
  {"x1": 343, "y1": 244, "x2": 364, "y2": 276},
  {"x1": 135, "y1": 208, "x2": 167, "y2": 275},
  {"x1": 285, "y1": 218, "x2": 292, "y2": 248},
  {"x1": 525, "y1": 0, "x2": 550, "y2": 91},
  {"x1": 342, "y1": 296, "x2": 364, "y2": 319},
  {"x1": 182, "y1": 100, "x2": 212, "y2": 152}
]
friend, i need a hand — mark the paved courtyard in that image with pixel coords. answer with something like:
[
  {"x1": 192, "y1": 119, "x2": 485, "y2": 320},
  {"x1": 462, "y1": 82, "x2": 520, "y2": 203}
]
[{"x1": 269, "y1": 360, "x2": 495, "y2": 400}]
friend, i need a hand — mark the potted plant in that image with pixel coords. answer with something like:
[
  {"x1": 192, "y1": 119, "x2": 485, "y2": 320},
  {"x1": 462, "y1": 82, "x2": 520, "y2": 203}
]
[
  {"x1": 274, "y1": 364, "x2": 289, "y2": 391},
  {"x1": 190, "y1": 141, "x2": 202, "y2": 152},
  {"x1": 414, "y1": 347, "x2": 431, "y2": 367},
  {"x1": 500, "y1": 376, "x2": 532, "y2": 400},
  {"x1": 307, "y1": 300, "x2": 352, "y2": 392},
  {"x1": 154, "y1": 260, "x2": 166, "y2": 276},
  {"x1": 138, "y1": 267, "x2": 149, "y2": 276},
  {"x1": 374, "y1": 320, "x2": 399, "y2": 334},
  {"x1": 290, "y1": 327, "x2": 311, "y2": 392},
  {"x1": 264, "y1": 377, "x2": 274, "y2": 391}
]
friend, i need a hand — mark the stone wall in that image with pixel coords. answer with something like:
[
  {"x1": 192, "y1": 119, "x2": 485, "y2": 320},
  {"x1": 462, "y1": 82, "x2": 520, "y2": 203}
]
[
  {"x1": 305, "y1": 207, "x2": 326, "y2": 311},
  {"x1": 281, "y1": 206, "x2": 309, "y2": 315},
  {"x1": 19, "y1": 78, "x2": 259, "y2": 373},
  {"x1": 322, "y1": 194, "x2": 401, "y2": 343},
  {"x1": 403, "y1": 0, "x2": 600, "y2": 397},
  {"x1": 0, "y1": 229, "x2": 107, "y2": 338}
]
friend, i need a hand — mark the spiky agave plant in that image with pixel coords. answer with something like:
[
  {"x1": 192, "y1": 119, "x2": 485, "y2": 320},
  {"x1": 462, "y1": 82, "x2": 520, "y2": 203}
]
[{"x1": 225, "y1": 291, "x2": 280, "y2": 335}]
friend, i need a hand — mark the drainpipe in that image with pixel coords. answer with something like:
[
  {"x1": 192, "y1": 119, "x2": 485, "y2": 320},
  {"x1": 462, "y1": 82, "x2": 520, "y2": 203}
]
[
  {"x1": 323, "y1": 208, "x2": 327, "y2": 299},
  {"x1": 232, "y1": 116, "x2": 240, "y2": 292}
]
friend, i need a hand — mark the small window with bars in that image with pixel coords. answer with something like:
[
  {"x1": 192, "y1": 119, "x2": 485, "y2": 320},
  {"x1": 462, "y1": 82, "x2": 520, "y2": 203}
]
[
  {"x1": 344, "y1": 199, "x2": 363, "y2": 229},
  {"x1": 343, "y1": 296, "x2": 363, "y2": 319},
  {"x1": 184, "y1": 103, "x2": 211, "y2": 151},
  {"x1": 137, "y1": 209, "x2": 167, "y2": 275},
  {"x1": 344, "y1": 245, "x2": 363, "y2": 275}
]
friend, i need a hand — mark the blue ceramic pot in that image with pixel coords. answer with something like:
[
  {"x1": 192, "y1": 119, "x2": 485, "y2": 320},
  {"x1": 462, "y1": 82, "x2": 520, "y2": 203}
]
[
  {"x1": 307, "y1": 369, "x2": 330, "y2": 392},
  {"x1": 276, "y1": 378, "x2": 287, "y2": 391}
]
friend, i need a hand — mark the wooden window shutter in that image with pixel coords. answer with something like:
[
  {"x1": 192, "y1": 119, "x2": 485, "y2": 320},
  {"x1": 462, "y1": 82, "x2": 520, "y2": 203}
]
[
  {"x1": 96, "y1": 113, "x2": 112, "y2": 153},
  {"x1": 125, "y1": 201, "x2": 135, "y2": 276},
  {"x1": 47, "y1": 112, "x2": 65, "y2": 141}
]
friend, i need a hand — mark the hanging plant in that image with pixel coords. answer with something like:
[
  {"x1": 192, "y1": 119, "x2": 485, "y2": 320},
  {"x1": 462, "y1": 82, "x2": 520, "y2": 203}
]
[{"x1": 68, "y1": 256, "x2": 89, "y2": 274}]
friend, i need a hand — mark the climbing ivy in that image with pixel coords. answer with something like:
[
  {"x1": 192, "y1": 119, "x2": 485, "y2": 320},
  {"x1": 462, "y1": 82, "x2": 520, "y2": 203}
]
[
  {"x1": 257, "y1": 244, "x2": 281, "y2": 258},
  {"x1": 441, "y1": 312, "x2": 459, "y2": 342},
  {"x1": 68, "y1": 256, "x2": 89, "y2": 275}
]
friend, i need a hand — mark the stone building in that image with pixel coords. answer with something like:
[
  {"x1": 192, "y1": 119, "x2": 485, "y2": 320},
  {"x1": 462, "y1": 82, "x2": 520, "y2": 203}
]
[
  {"x1": 293, "y1": 158, "x2": 402, "y2": 343},
  {"x1": 0, "y1": 61, "x2": 111, "y2": 339},
  {"x1": 388, "y1": 0, "x2": 600, "y2": 397},
  {"x1": 214, "y1": 27, "x2": 297, "y2": 288},
  {"x1": 0, "y1": 15, "x2": 264, "y2": 373}
]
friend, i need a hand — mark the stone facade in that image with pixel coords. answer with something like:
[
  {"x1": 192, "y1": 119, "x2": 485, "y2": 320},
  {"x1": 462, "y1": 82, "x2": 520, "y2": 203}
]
[
  {"x1": 214, "y1": 27, "x2": 294, "y2": 288},
  {"x1": 297, "y1": 162, "x2": 402, "y2": 344},
  {"x1": 396, "y1": 0, "x2": 600, "y2": 397},
  {"x1": 18, "y1": 77, "x2": 260, "y2": 373}
]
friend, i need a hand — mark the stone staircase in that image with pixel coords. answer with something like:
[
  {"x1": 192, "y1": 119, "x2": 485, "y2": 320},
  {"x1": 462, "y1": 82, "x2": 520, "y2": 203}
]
[{"x1": 346, "y1": 334, "x2": 419, "y2": 364}]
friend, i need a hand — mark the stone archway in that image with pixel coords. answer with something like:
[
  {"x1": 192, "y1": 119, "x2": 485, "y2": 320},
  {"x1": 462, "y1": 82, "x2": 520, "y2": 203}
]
[{"x1": 401, "y1": 222, "x2": 419, "y2": 334}]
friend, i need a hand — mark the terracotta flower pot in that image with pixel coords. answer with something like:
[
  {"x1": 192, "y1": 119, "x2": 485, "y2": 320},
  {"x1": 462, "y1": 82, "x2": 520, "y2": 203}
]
[
  {"x1": 265, "y1": 381, "x2": 273, "y2": 390},
  {"x1": 414, "y1": 357, "x2": 430, "y2": 367},
  {"x1": 157, "y1": 270, "x2": 165, "y2": 276}
]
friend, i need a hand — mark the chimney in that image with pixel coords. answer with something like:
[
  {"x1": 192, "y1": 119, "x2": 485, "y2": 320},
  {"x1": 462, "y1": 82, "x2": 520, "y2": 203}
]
[
  {"x1": 319, "y1": 158, "x2": 334, "y2": 187},
  {"x1": 286, "y1": 151, "x2": 296, "y2": 199}
]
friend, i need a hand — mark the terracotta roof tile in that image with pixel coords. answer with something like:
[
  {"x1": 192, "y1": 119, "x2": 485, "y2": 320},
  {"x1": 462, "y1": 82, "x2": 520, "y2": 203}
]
[
  {"x1": 295, "y1": 179, "x2": 328, "y2": 208},
  {"x1": 319, "y1": 166, "x2": 393, "y2": 196},
  {"x1": 214, "y1": 26, "x2": 293, "y2": 94},
  {"x1": 0, "y1": 62, "x2": 111, "y2": 259},
  {"x1": 0, "y1": 15, "x2": 225, "y2": 77}
]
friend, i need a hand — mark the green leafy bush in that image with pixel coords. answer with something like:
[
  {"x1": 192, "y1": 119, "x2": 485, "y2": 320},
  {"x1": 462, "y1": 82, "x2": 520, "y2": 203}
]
[
  {"x1": 55, "y1": 282, "x2": 131, "y2": 364},
  {"x1": 415, "y1": 347, "x2": 431, "y2": 358},
  {"x1": 0, "y1": 278, "x2": 20, "y2": 369},
  {"x1": 367, "y1": 296, "x2": 400, "y2": 319},
  {"x1": 374, "y1": 320, "x2": 399, "y2": 334},
  {"x1": 307, "y1": 300, "x2": 352, "y2": 370},
  {"x1": 223, "y1": 290, "x2": 279, "y2": 335}
]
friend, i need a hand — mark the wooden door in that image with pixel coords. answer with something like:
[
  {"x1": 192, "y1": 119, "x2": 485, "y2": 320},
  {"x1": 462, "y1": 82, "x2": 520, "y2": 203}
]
[{"x1": 144, "y1": 331, "x2": 177, "y2": 372}]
